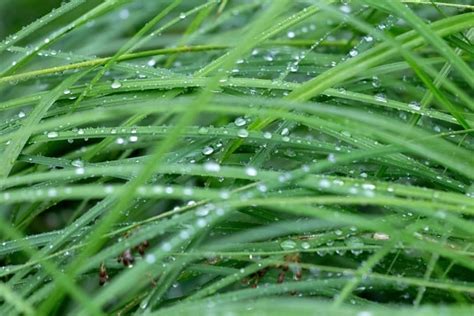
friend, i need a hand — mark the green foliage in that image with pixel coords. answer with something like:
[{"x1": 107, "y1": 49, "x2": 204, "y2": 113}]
[{"x1": 0, "y1": 0, "x2": 473, "y2": 315}]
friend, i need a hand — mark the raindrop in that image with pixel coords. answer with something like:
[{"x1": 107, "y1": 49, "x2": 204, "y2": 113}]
[
  {"x1": 237, "y1": 129, "x2": 249, "y2": 138},
  {"x1": 71, "y1": 159, "x2": 84, "y2": 168},
  {"x1": 47, "y1": 188, "x2": 58, "y2": 197},
  {"x1": 198, "y1": 127, "x2": 208, "y2": 134},
  {"x1": 204, "y1": 161, "x2": 221, "y2": 172},
  {"x1": 119, "y1": 9, "x2": 129, "y2": 19},
  {"x1": 111, "y1": 80, "x2": 122, "y2": 89},
  {"x1": 219, "y1": 190, "x2": 230, "y2": 199},
  {"x1": 245, "y1": 166, "x2": 257, "y2": 177},
  {"x1": 263, "y1": 53, "x2": 274, "y2": 62},
  {"x1": 47, "y1": 131, "x2": 59, "y2": 138},
  {"x1": 289, "y1": 64, "x2": 298, "y2": 72},
  {"x1": 319, "y1": 179, "x2": 331, "y2": 188},
  {"x1": 18, "y1": 111, "x2": 26, "y2": 118},
  {"x1": 301, "y1": 242, "x2": 310, "y2": 250},
  {"x1": 373, "y1": 232, "x2": 390, "y2": 240},
  {"x1": 327, "y1": 153, "x2": 336, "y2": 163},
  {"x1": 179, "y1": 230, "x2": 191, "y2": 240},
  {"x1": 340, "y1": 4, "x2": 351, "y2": 13},
  {"x1": 346, "y1": 237, "x2": 364, "y2": 255},
  {"x1": 257, "y1": 183, "x2": 267, "y2": 192},
  {"x1": 364, "y1": 35, "x2": 373, "y2": 42},
  {"x1": 202, "y1": 146, "x2": 214, "y2": 155},
  {"x1": 280, "y1": 239, "x2": 297, "y2": 250},
  {"x1": 197, "y1": 218, "x2": 207, "y2": 227},
  {"x1": 234, "y1": 117, "x2": 246, "y2": 127},
  {"x1": 196, "y1": 208, "x2": 209, "y2": 216},
  {"x1": 374, "y1": 93, "x2": 387, "y2": 103},
  {"x1": 408, "y1": 101, "x2": 421, "y2": 111},
  {"x1": 161, "y1": 242, "x2": 172, "y2": 251},
  {"x1": 362, "y1": 183, "x2": 375, "y2": 190}
]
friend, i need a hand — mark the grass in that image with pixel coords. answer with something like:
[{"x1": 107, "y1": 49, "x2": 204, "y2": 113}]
[{"x1": 0, "y1": 0, "x2": 473, "y2": 314}]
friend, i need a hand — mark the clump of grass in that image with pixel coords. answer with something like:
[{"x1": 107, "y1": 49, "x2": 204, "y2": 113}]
[{"x1": 0, "y1": 0, "x2": 473, "y2": 314}]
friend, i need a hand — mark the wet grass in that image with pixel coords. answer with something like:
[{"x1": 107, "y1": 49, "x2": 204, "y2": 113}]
[{"x1": 0, "y1": 0, "x2": 473, "y2": 315}]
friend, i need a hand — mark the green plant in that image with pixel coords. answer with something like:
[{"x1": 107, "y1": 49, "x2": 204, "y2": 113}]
[{"x1": 0, "y1": 0, "x2": 473, "y2": 314}]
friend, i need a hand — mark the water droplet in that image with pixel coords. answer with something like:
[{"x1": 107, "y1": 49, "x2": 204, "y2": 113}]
[
  {"x1": 408, "y1": 101, "x2": 421, "y2": 111},
  {"x1": 319, "y1": 179, "x2": 331, "y2": 188},
  {"x1": 245, "y1": 166, "x2": 257, "y2": 177},
  {"x1": 18, "y1": 111, "x2": 26, "y2": 118},
  {"x1": 179, "y1": 230, "x2": 191, "y2": 240},
  {"x1": 349, "y1": 49, "x2": 358, "y2": 57},
  {"x1": 204, "y1": 161, "x2": 221, "y2": 172},
  {"x1": 280, "y1": 239, "x2": 297, "y2": 250},
  {"x1": 234, "y1": 117, "x2": 246, "y2": 127},
  {"x1": 71, "y1": 159, "x2": 84, "y2": 168},
  {"x1": 374, "y1": 93, "x2": 387, "y2": 103},
  {"x1": 257, "y1": 183, "x2": 267, "y2": 192},
  {"x1": 364, "y1": 35, "x2": 373, "y2": 42},
  {"x1": 47, "y1": 188, "x2": 58, "y2": 197},
  {"x1": 63, "y1": 89, "x2": 71, "y2": 95},
  {"x1": 340, "y1": 4, "x2": 351, "y2": 13},
  {"x1": 301, "y1": 242, "x2": 310, "y2": 250},
  {"x1": 327, "y1": 153, "x2": 336, "y2": 163},
  {"x1": 237, "y1": 129, "x2": 249, "y2": 138},
  {"x1": 179, "y1": 12, "x2": 186, "y2": 19},
  {"x1": 346, "y1": 237, "x2": 364, "y2": 255},
  {"x1": 219, "y1": 190, "x2": 230, "y2": 199},
  {"x1": 362, "y1": 183, "x2": 375, "y2": 190},
  {"x1": 47, "y1": 131, "x2": 59, "y2": 138},
  {"x1": 197, "y1": 218, "x2": 207, "y2": 227},
  {"x1": 161, "y1": 242, "x2": 172, "y2": 251},
  {"x1": 111, "y1": 80, "x2": 122, "y2": 89},
  {"x1": 287, "y1": 31, "x2": 295, "y2": 38},
  {"x1": 202, "y1": 146, "x2": 214, "y2": 155},
  {"x1": 373, "y1": 232, "x2": 390, "y2": 240},
  {"x1": 119, "y1": 9, "x2": 129, "y2": 19}
]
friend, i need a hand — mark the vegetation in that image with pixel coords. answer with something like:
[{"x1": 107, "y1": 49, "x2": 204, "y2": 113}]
[{"x1": 0, "y1": 0, "x2": 473, "y2": 314}]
